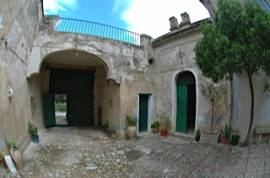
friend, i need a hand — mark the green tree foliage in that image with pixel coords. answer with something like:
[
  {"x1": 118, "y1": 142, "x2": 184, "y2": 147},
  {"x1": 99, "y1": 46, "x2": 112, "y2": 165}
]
[{"x1": 195, "y1": 0, "x2": 270, "y2": 144}]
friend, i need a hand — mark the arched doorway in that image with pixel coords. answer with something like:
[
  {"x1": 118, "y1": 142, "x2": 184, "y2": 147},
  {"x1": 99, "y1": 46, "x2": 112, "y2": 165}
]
[
  {"x1": 176, "y1": 71, "x2": 196, "y2": 133},
  {"x1": 40, "y1": 50, "x2": 117, "y2": 128}
]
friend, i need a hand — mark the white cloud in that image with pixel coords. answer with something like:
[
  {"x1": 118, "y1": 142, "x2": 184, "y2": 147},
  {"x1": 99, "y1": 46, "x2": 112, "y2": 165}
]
[
  {"x1": 44, "y1": 0, "x2": 78, "y2": 14},
  {"x1": 121, "y1": 0, "x2": 210, "y2": 38},
  {"x1": 113, "y1": 0, "x2": 129, "y2": 12}
]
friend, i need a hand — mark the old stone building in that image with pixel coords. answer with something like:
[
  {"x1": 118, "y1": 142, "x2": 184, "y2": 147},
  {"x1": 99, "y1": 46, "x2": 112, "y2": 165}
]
[{"x1": 0, "y1": 0, "x2": 268, "y2": 150}]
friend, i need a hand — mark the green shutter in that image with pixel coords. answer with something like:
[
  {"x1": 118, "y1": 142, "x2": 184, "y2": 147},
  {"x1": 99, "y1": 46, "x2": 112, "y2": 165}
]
[
  {"x1": 43, "y1": 94, "x2": 56, "y2": 128},
  {"x1": 139, "y1": 95, "x2": 149, "y2": 132},
  {"x1": 176, "y1": 85, "x2": 188, "y2": 133}
]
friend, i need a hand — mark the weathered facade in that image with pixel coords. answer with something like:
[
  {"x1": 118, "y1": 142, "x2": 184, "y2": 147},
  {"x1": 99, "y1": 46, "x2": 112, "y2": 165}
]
[
  {"x1": 2, "y1": 0, "x2": 267, "y2": 150},
  {"x1": 0, "y1": 0, "x2": 43, "y2": 150}
]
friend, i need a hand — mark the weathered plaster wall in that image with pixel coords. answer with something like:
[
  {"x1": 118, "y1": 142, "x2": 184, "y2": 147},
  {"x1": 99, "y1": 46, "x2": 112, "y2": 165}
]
[
  {"x1": 27, "y1": 30, "x2": 148, "y2": 84},
  {"x1": 95, "y1": 66, "x2": 120, "y2": 131},
  {"x1": 231, "y1": 73, "x2": 270, "y2": 142},
  {"x1": 119, "y1": 75, "x2": 154, "y2": 135},
  {"x1": 0, "y1": 0, "x2": 42, "y2": 149}
]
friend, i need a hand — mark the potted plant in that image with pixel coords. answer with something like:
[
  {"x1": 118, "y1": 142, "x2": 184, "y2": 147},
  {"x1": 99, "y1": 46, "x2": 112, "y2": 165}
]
[
  {"x1": 219, "y1": 124, "x2": 230, "y2": 144},
  {"x1": 194, "y1": 128, "x2": 201, "y2": 142},
  {"x1": 0, "y1": 152, "x2": 4, "y2": 167},
  {"x1": 126, "y1": 115, "x2": 137, "y2": 139},
  {"x1": 28, "y1": 121, "x2": 39, "y2": 143},
  {"x1": 151, "y1": 121, "x2": 160, "y2": 133},
  {"x1": 230, "y1": 133, "x2": 240, "y2": 146},
  {"x1": 160, "y1": 118, "x2": 170, "y2": 137},
  {"x1": 6, "y1": 140, "x2": 23, "y2": 169}
]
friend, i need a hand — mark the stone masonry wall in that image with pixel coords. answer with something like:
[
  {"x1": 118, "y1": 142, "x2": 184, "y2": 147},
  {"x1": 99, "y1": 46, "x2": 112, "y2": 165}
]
[{"x1": 0, "y1": 0, "x2": 42, "y2": 150}]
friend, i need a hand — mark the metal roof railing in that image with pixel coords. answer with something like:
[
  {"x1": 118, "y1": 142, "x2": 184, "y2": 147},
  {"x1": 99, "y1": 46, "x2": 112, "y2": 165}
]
[{"x1": 54, "y1": 17, "x2": 141, "y2": 46}]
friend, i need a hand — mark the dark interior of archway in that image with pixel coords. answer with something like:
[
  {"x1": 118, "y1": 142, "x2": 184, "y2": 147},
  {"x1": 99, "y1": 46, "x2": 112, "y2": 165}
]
[
  {"x1": 49, "y1": 68, "x2": 95, "y2": 127},
  {"x1": 187, "y1": 85, "x2": 196, "y2": 130}
]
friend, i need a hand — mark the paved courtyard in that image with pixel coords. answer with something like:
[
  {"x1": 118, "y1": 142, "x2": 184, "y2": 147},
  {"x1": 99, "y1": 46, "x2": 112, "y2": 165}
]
[{"x1": 1, "y1": 127, "x2": 270, "y2": 178}]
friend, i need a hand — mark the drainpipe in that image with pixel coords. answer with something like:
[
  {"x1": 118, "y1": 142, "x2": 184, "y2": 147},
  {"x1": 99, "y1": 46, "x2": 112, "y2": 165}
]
[{"x1": 228, "y1": 78, "x2": 234, "y2": 129}]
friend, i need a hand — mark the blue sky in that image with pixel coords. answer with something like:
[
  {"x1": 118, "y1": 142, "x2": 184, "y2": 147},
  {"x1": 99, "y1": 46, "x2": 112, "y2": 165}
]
[{"x1": 44, "y1": 0, "x2": 209, "y2": 38}]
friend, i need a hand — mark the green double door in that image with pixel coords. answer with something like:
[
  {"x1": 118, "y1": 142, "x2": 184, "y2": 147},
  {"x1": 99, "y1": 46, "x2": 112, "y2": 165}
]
[
  {"x1": 44, "y1": 69, "x2": 95, "y2": 127},
  {"x1": 44, "y1": 94, "x2": 56, "y2": 128},
  {"x1": 139, "y1": 94, "x2": 149, "y2": 132},
  {"x1": 176, "y1": 85, "x2": 188, "y2": 133}
]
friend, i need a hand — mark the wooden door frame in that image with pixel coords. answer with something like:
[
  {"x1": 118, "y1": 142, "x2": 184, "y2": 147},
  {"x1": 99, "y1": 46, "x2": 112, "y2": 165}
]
[
  {"x1": 172, "y1": 69, "x2": 198, "y2": 135},
  {"x1": 136, "y1": 93, "x2": 152, "y2": 135}
]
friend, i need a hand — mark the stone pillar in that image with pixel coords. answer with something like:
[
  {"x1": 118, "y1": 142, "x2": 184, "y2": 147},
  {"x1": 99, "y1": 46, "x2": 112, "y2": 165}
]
[
  {"x1": 140, "y1": 34, "x2": 153, "y2": 47},
  {"x1": 169, "y1": 16, "x2": 179, "y2": 31}
]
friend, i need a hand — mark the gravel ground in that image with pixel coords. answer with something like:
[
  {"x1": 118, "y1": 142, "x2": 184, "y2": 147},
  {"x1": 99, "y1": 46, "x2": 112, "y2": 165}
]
[{"x1": 0, "y1": 127, "x2": 269, "y2": 178}]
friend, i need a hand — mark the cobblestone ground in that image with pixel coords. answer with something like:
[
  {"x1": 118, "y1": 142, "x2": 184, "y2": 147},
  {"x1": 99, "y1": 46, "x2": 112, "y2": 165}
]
[{"x1": 1, "y1": 127, "x2": 270, "y2": 178}]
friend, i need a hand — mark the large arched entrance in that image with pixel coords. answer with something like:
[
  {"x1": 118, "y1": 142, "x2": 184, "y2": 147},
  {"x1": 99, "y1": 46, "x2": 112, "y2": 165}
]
[
  {"x1": 176, "y1": 71, "x2": 196, "y2": 133},
  {"x1": 39, "y1": 50, "x2": 119, "y2": 128}
]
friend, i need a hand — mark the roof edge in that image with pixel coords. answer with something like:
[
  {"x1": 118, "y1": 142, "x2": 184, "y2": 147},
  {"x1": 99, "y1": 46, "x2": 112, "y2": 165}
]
[{"x1": 152, "y1": 18, "x2": 210, "y2": 47}]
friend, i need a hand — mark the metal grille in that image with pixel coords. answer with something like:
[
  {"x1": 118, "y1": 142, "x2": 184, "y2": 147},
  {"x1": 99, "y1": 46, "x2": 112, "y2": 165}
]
[{"x1": 54, "y1": 17, "x2": 141, "y2": 45}]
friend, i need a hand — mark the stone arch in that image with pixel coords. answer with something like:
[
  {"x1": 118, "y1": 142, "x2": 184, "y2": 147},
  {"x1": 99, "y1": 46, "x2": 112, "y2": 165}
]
[
  {"x1": 27, "y1": 47, "x2": 119, "y2": 84},
  {"x1": 172, "y1": 70, "x2": 198, "y2": 134},
  {"x1": 40, "y1": 49, "x2": 108, "y2": 76},
  {"x1": 35, "y1": 48, "x2": 121, "y2": 128}
]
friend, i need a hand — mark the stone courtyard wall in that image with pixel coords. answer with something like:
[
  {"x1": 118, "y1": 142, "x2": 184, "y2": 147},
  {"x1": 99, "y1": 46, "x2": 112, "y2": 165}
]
[
  {"x1": 0, "y1": 0, "x2": 268, "y2": 146},
  {"x1": 0, "y1": 0, "x2": 42, "y2": 150}
]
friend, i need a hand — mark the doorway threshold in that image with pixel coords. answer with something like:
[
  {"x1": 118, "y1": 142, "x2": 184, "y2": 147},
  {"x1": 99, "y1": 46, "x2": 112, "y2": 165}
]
[{"x1": 173, "y1": 131, "x2": 194, "y2": 139}]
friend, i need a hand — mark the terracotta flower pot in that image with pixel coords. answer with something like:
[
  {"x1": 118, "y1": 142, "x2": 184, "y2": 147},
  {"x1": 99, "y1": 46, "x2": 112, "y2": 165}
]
[
  {"x1": 152, "y1": 128, "x2": 159, "y2": 134},
  {"x1": 127, "y1": 126, "x2": 137, "y2": 139},
  {"x1": 10, "y1": 148, "x2": 23, "y2": 169},
  {"x1": 220, "y1": 137, "x2": 229, "y2": 144},
  {"x1": 160, "y1": 130, "x2": 168, "y2": 137},
  {"x1": 0, "y1": 159, "x2": 4, "y2": 167}
]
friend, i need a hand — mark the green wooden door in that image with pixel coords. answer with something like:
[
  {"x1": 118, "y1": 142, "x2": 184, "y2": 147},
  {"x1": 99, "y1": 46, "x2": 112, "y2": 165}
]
[
  {"x1": 67, "y1": 93, "x2": 92, "y2": 126},
  {"x1": 139, "y1": 95, "x2": 149, "y2": 132},
  {"x1": 49, "y1": 69, "x2": 95, "y2": 127},
  {"x1": 43, "y1": 94, "x2": 56, "y2": 128},
  {"x1": 176, "y1": 85, "x2": 188, "y2": 133}
]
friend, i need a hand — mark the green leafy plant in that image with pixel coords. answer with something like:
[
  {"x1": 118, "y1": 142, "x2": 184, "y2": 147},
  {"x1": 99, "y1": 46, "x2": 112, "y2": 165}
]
[
  {"x1": 126, "y1": 116, "x2": 137, "y2": 126},
  {"x1": 264, "y1": 83, "x2": 270, "y2": 93},
  {"x1": 219, "y1": 124, "x2": 231, "y2": 139},
  {"x1": 55, "y1": 102, "x2": 66, "y2": 112},
  {"x1": 102, "y1": 120, "x2": 109, "y2": 129},
  {"x1": 195, "y1": 0, "x2": 270, "y2": 145},
  {"x1": 151, "y1": 121, "x2": 160, "y2": 133},
  {"x1": 6, "y1": 140, "x2": 17, "y2": 150},
  {"x1": 151, "y1": 121, "x2": 160, "y2": 129},
  {"x1": 28, "y1": 121, "x2": 38, "y2": 137},
  {"x1": 195, "y1": 128, "x2": 201, "y2": 142}
]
